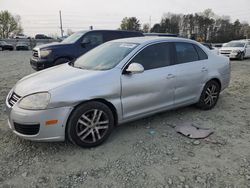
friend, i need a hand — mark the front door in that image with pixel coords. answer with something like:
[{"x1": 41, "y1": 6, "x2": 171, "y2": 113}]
[{"x1": 121, "y1": 42, "x2": 176, "y2": 120}]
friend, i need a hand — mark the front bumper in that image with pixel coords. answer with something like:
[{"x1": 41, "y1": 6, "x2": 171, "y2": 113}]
[
  {"x1": 5, "y1": 95, "x2": 73, "y2": 142},
  {"x1": 220, "y1": 52, "x2": 241, "y2": 59},
  {"x1": 30, "y1": 57, "x2": 53, "y2": 71}
]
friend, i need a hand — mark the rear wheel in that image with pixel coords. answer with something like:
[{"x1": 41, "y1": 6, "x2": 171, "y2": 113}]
[
  {"x1": 196, "y1": 80, "x2": 220, "y2": 110},
  {"x1": 67, "y1": 101, "x2": 114, "y2": 148}
]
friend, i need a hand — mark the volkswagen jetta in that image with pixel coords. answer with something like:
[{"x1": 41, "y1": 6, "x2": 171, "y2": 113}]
[{"x1": 6, "y1": 37, "x2": 230, "y2": 147}]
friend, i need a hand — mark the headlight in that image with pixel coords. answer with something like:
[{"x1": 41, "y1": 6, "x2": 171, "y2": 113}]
[
  {"x1": 40, "y1": 49, "x2": 51, "y2": 58},
  {"x1": 232, "y1": 50, "x2": 241, "y2": 53},
  {"x1": 19, "y1": 92, "x2": 51, "y2": 110}
]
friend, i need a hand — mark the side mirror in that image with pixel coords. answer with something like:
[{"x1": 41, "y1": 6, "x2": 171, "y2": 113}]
[
  {"x1": 125, "y1": 63, "x2": 144, "y2": 74},
  {"x1": 81, "y1": 38, "x2": 90, "y2": 47}
]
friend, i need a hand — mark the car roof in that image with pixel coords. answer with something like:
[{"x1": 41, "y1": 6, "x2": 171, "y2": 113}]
[
  {"x1": 111, "y1": 36, "x2": 198, "y2": 45},
  {"x1": 77, "y1": 30, "x2": 142, "y2": 34},
  {"x1": 144, "y1": 33, "x2": 178, "y2": 37}
]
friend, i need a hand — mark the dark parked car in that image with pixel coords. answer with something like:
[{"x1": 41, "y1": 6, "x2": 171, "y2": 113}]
[
  {"x1": 30, "y1": 30, "x2": 144, "y2": 70},
  {"x1": 16, "y1": 42, "x2": 29, "y2": 51},
  {"x1": 144, "y1": 33, "x2": 178, "y2": 37},
  {"x1": 35, "y1": 34, "x2": 53, "y2": 39},
  {"x1": 0, "y1": 41, "x2": 14, "y2": 51}
]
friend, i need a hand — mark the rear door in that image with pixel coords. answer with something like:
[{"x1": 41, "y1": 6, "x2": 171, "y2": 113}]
[
  {"x1": 121, "y1": 42, "x2": 176, "y2": 119},
  {"x1": 173, "y1": 42, "x2": 208, "y2": 105}
]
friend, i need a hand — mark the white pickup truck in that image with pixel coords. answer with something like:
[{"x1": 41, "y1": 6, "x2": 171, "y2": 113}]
[{"x1": 219, "y1": 40, "x2": 250, "y2": 60}]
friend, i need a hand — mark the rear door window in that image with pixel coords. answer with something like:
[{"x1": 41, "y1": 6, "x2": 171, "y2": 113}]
[
  {"x1": 122, "y1": 32, "x2": 142, "y2": 38},
  {"x1": 104, "y1": 31, "x2": 122, "y2": 42},
  {"x1": 174, "y1": 42, "x2": 199, "y2": 64},
  {"x1": 194, "y1": 45, "x2": 208, "y2": 60}
]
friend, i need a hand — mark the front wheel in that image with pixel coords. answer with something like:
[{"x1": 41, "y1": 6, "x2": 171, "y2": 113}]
[
  {"x1": 196, "y1": 80, "x2": 221, "y2": 110},
  {"x1": 67, "y1": 101, "x2": 114, "y2": 148}
]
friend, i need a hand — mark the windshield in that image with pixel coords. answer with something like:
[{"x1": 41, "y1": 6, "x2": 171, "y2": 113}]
[
  {"x1": 224, "y1": 42, "x2": 245, "y2": 47},
  {"x1": 61, "y1": 32, "x2": 86, "y2": 44},
  {"x1": 74, "y1": 42, "x2": 138, "y2": 70}
]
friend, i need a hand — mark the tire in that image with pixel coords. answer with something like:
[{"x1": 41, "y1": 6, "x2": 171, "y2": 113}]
[
  {"x1": 67, "y1": 101, "x2": 114, "y2": 148},
  {"x1": 54, "y1": 58, "x2": 70, "y2": 66},
  {"x1": 239, "y1": 52, "x2": 244, "y2": 61},
  {"x1": 196, "y1": 80, "x2": 221, "y2": 110}
]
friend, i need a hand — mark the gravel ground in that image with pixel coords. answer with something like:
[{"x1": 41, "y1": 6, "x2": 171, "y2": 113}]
[{"x1": 0, "y1": 51, "x2": 250, "y2": 188}]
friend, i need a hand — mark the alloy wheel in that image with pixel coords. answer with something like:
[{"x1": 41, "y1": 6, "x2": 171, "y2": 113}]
[
  {"x1": 76, "y1": 109, "x2": 109, "y2": 144},
  {"x1": 204, "y1": 84, "x2": 219, "y2": 107}
]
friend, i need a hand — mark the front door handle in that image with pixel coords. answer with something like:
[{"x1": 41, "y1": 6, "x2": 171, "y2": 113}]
[
  {"x1": 201, "y1": 67, "x2": 208, "y2": 72},
  {"x1": 166, "y1": 74, "x2": 175, "y2": 79}
]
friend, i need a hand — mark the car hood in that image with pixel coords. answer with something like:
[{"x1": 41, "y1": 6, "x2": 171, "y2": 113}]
[
  {"x1": 35, "y1": 42, "x2": 72, "y2": 50},
  {"x1": 220, "y1": 47, "x2": 244, "y2": 51},
  {"x1": 14, "y1": 64, "x2": 103, "y2": 97}
]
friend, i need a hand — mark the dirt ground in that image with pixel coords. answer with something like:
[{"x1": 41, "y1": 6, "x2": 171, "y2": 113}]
[{"x1": 0, "y1": 51, "x2": 250, "y2": 188}]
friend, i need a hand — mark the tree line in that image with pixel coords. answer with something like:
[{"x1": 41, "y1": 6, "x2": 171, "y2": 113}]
[
  {"x1": 1, "y1": 9, "x2": 250, "y2": 43},
  {"x1": 0, "y1": 10, "x2": 23, "y2": 39},
  {"x1": 120, "y1": 9, "x2": 250, "y2": 43}
]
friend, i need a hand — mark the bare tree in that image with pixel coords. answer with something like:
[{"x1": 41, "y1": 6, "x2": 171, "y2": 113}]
[
  {"x1": 0, "y1": 10, "x2": 23, "y2": 38},
  {"x1": 142, "y1": 23, "x2": 150, "y2": 33}
]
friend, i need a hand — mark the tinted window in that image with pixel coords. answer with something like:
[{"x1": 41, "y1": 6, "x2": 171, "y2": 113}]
[
  {"x1": 83, "y1": 32, "x2": 103, "y2": 47},
  {"x1": 131, "y1": 42, "x2": 171, "y2": 70},
  {"x1": 122, "y1": 32, "x2": 143, "y2": 38},
  {"x1": 104, "y1": 31, "x2": 122, "y2": 41},
  {"x1": 175, "y1": 43, "x2": 199, "y2": 64},
  {"x1": 194, "y1": 45, "x2": 208, "y2": 60}
]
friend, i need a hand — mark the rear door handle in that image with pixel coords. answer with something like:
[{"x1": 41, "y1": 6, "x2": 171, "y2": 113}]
[
  {"x1": 166, "y1": 74, "x2": 175, "y2": 79},
  {"x1": 201, "y1": 67, "x2": 208, "y2": 72}
]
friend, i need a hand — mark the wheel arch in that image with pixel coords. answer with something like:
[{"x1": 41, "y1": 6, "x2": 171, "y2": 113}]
[
  {"x1": 66, "y1": 98, "x2": 118, "y2": 130},
  {"x1": 53, "y1": 56, "x2": 74, "y2": 65},
  {"x1": 208, "y1": 78, "x2": 221, "y2": 91}
]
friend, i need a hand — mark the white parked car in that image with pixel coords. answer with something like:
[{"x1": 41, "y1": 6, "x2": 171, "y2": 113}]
[
  {"x1": 219, "y1": 40, "x2": 250, "y2": 60},
  {"x1": 14, "y1": 34, "x2": 30, "y2": 39}
]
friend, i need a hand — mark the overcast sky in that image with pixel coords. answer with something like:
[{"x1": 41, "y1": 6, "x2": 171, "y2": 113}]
[{"x1": 0, "y1": 0, "x2": 250, "y2": 37}]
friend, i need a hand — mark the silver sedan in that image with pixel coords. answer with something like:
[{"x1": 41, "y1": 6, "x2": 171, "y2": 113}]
[{"x1": 5, "y1": 37, "x2": 231, "y2": 147}]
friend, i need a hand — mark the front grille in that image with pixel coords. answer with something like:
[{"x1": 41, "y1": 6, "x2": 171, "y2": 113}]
[
  {"x1": 33, "y1": 50, "x2": 39, "y2": 58},
  {"x1": 8, "y1": 92, "x2": 21, "y2": 107},
  {"x1": 14, "y1": 122, "x2": 40, "y2": 135}
]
